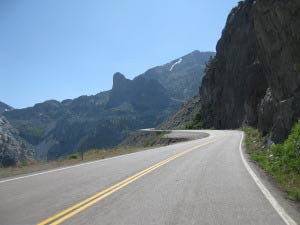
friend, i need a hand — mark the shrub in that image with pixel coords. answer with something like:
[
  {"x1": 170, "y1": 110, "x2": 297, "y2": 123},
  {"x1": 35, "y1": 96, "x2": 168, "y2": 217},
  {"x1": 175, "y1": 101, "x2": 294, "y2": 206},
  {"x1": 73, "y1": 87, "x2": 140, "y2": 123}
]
[
  {"x1": 68, "y1": 154, "x2": 79, "y2": 160},
  {"x1": 185, "y1": 109, "x2": 203, "y2": 129},
  {"x1": 246, "y1": 122, "x2": 300, "y2": 201}
]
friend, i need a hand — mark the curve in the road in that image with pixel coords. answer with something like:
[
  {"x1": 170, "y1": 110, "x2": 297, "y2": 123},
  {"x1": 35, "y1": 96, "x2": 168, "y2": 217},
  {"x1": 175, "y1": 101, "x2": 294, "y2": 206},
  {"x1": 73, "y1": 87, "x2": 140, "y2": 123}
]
[{"x1": 38, "y1": 137, "x2": 220, "y2": 225}]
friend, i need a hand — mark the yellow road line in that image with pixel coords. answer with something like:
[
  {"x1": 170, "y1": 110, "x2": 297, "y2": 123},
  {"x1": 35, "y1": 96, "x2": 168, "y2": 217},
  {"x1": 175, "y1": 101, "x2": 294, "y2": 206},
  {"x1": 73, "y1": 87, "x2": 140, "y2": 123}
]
[
  {"x1": 38, "y1": 156, "x2": 172, "y2": 225},
  {"x1": 38, "y1": 139, "x2": 217, "y2": 225}
]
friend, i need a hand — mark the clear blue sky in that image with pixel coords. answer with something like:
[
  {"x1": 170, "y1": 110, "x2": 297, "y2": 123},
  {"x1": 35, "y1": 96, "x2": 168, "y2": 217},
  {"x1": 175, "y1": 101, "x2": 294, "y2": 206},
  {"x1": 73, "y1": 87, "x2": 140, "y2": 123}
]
[{"x1": 0, "y1": 0, "x2": 239, "y2": 108}]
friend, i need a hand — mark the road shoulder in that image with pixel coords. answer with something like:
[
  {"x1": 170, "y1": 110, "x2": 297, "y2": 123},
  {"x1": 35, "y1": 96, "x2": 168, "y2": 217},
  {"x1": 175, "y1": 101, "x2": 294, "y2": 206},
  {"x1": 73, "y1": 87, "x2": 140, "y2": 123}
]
[{"x1": 241, "y1": 132, "x2": 300, "y2": 224}]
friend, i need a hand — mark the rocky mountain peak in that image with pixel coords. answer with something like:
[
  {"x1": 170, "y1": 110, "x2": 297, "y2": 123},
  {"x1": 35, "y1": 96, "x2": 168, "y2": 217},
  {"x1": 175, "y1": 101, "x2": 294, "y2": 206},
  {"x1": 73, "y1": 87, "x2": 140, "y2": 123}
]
[
  {"x1": 112, "y1": 72, "x2": 128, "y2": 87},
  {"x1": 107, "y1": 72, "x2": 171, "y2": 111},
  {"x1": 113, "y1": 72, "x2": 126, "y2": 79}
]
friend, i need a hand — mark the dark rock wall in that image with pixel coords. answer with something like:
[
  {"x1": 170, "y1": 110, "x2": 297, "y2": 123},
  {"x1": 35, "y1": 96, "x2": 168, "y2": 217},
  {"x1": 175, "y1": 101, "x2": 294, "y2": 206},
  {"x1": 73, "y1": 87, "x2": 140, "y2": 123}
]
[
  {"x1": 201, "y1": 0, "x2": 268, "y2": 129},
  {"x1": 255, "y1": 0, "x2": 300, "y2": 141},
  {"x1": 200, "y1": 0, "x2": 300, "y2": 142}
]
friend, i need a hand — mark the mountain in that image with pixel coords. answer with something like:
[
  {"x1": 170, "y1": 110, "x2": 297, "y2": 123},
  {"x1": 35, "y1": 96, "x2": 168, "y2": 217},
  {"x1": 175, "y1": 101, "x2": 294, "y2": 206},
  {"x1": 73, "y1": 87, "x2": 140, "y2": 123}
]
[
  {"x1": 0, "y1": 115, "x2": 33, "y2": 167},
  {"x1": 3, "y1": 50, "x2": 213, "y2": 161},
  {"x1": 107, "y1": 72, "x2": 172, "y2": 111},
  {"x1": 0, "y1": 101, "x2": 13, "y2": 114},
  {"x1": 4, "y1": 92, "x2": 139, "y2": 160},
  {"x1": 199, "y1": 0, "x2": 300, "y2": 142},
  {"x1": 140, "y1": 50, "x2": 215, "y2": 101},
  {"x1": 0, "y1": 102, "x2": 30, "y2": 167}
]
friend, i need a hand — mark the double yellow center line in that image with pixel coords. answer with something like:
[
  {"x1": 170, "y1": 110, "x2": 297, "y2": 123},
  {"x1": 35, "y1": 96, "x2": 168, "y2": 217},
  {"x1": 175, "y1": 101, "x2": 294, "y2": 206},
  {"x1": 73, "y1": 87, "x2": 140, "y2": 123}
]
[{"x1": 38, "y1": 139, "x2": 217, "y2": 225}]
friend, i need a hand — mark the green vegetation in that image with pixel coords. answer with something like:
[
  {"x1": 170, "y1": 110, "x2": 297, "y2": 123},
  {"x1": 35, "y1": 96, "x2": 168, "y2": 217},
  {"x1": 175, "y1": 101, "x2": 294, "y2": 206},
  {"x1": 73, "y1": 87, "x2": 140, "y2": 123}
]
[
  {"x1": 243, "y1": 124, "x2": 300, "y2": 201},
  {"x1": 68, "y1": 153, "x2": 80, "y2": 160},
  {"x1": 243, "y1": 127, "x2": 266, "y2": 151},
  {"x1": 19, "y1": 125, "x2": 45, "y2": 145},
  {"x1": 185, "y1": 109, "x2": 203, "y2": 129},
  {"x1": 143, "y1": 131, "x2": 169, "y2": 147}
]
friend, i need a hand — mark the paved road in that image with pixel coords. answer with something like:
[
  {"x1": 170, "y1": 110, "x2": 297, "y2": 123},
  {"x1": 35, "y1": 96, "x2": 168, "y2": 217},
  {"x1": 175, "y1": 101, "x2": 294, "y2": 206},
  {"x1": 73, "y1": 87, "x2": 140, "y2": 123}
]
[{"x1": 0, "y1": 130, "x2": 297, "y2": 225}]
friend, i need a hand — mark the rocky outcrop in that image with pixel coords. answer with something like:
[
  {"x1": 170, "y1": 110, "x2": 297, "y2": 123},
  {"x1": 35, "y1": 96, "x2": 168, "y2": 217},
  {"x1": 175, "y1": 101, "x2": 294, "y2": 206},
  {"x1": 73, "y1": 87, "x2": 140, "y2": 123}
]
[
  {"x1": 0, "y1": 116, "x2": 33, "y2": 167},
  {"x1": 159, "y1": 96, "x2": 201, "y2": 129},
  {"x1": 255, "y1": 0, "x2": 300, "y2": 141},
  {"x1": 0, "y1": 102, "x2": 13, "y2": 114},
  {"x1": 4, "y1": 95, "x2": 129, "y2": 160},
  {"x1": 107, "y1": 72, "x2": 172, "y2": 111},
  {"x1": 200, "y1": 0, "x2": 300, "y2": 142}
]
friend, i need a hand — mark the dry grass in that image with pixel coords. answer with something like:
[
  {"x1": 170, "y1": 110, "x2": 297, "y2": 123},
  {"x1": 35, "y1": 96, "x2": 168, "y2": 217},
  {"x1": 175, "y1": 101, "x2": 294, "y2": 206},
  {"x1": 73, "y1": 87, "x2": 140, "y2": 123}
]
[{"x1": 0, "y1": 146, "x2": 155, "y2": 179}]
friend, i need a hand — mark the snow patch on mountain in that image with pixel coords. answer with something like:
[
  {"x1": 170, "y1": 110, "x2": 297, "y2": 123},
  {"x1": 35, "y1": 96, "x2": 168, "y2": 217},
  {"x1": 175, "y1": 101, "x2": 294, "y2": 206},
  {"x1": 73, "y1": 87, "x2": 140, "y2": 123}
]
[{"x1": 169, "y1": 58, "x2": 183, "y2": 72}]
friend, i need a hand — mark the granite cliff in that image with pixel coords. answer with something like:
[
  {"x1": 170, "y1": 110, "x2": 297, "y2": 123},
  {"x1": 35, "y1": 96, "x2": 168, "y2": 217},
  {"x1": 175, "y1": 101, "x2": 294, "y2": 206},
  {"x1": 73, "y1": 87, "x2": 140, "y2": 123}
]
[{"x1": 200, "y1": 0, "x2": 300, "y2": 142}]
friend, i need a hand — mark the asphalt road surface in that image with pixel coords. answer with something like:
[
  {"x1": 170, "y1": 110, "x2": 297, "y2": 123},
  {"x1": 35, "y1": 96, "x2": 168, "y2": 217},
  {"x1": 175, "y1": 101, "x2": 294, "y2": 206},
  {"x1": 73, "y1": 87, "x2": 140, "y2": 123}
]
[{"x1": 0, "y1": 130, "x2": 298, "y2": 225}]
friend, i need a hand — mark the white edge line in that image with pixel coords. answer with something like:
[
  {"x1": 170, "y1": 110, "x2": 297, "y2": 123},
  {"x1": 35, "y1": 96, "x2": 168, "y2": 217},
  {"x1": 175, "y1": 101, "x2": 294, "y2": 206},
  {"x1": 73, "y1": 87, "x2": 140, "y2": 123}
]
[
  {"x1": 0, "y1": 133, "x2": 213, "y2": 184},
  {"x1": 0, "y1": 148, "x2": 158, "y2": 184},
  {"x1": 239, "y1": 132, "x2": 298, "y2": 225}
]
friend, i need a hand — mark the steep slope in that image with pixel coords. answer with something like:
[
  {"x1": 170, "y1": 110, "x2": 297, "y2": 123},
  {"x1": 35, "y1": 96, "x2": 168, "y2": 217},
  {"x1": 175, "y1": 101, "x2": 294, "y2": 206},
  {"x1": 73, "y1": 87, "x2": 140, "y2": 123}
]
[
  {"x1": 0, "y1": 102, "x2": 32, "y2": 167},
  {"x1": 159, "y1": 96, "x2": 201, "y2": 130},
  {"x1": 4, "y1": 50, "x2": 211, "y2": 160},
  {"x1": 140, "y1": 50, "x2": 215, "y2": 101},
  {"x1": 0, "y1": 116, "x2": 33, "y2": 167},
  {"x1": 107, "y1": 73, "x2": 172, "y2": 111},
  {"x1": 0, "y1": 101, "x2": 13, "y2": 114},
  {"x1": 200, "y1": 0, "x2": 300, "y2": 142},
  {"x1": 4, "y1": 91, "x2": 136, "y2": 160}
]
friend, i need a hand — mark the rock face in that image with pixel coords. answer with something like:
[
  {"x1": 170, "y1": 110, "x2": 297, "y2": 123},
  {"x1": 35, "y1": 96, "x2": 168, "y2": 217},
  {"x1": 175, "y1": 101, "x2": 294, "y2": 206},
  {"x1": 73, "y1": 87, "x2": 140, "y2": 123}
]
[
  {"x1": 3, "y1": 50, "x2": 213, "y2": 160},
  {"x1": 4, "y1": 93, "x2": 129, "y2": 160},
  {"x1": 107, "y1": 73, "x2": 171, "y2": 111},
  {"x1": 200, "y1": 0, "x2": 300, "y2": 142},
  {"x1": 159, "y1": 96, "x2": 201, "y2": 130},
  {"x1": 0, "y1": 116, "x2": 33, "y2": 167},
  {"x1": 0, "y1": 102, "x2": 13, "y2": 114}
]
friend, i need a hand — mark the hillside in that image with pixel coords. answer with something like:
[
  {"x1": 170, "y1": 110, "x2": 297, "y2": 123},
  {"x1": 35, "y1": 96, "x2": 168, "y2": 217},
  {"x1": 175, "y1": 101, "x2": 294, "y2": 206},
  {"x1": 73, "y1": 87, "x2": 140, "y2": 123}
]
[
  {"x1": 140, "y1": 50, "x2": 215, "y2": 101},
  {"x1": 199, "y1": 0, "x2": 300, "y2": 142},
  {"x1": 2, "y1": 50, "x2": 213, "y2": 161},
  {"x1": 0, "y1": 102, "x2": 13, "y2": 114},
  {"x1": 4, "y1": 77, "x2": 173, "y2": 160},
  {"x1": 0, "y1": 115, "x2": 33, "y2": 167},
  {"x1": 159, "y1": 96, "x2": 201, "y2": 130}
]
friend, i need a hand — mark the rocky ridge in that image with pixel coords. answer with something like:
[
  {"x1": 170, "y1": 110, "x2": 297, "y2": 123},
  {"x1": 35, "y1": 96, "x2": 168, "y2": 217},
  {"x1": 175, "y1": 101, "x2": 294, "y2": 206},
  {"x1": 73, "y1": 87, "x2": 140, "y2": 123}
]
[
  {"x1": 2, "y1": 50, "x2": 213, "y2": 161},
  {"x1": 140, "y1": 50, "x2": 215, "y2": 101}
]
